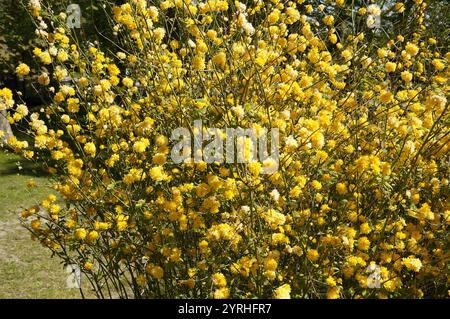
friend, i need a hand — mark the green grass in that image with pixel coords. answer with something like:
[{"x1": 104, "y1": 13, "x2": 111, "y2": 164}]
[{"x1": 0, "y1": 149, "x2": 84, "y2": 298}]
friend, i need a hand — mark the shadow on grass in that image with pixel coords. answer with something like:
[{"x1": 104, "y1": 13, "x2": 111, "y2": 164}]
[{"x1": 0, "y1": 149, "x2": 50, "y2": 178}]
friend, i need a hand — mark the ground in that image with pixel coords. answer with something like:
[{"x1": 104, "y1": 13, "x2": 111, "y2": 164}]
[{"x1": 0, "y1": 149, "x2": 83, "y2": 298}]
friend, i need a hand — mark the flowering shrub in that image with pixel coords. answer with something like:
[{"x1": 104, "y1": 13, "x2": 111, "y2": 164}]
[{"x1": 1, "y1": 0, "x2": 449, "y2": 298}]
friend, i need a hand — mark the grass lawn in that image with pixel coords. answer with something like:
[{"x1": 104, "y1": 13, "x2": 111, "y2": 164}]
[{"x1": 0, "y1": 149, "x2": 84, "y2": 298}]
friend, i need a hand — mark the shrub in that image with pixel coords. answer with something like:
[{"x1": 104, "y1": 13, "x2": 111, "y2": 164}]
[{"x1": 1, "y1": 0, "x2": 449, "y2": 298}]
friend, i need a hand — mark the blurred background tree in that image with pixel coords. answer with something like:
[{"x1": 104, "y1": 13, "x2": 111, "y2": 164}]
[
  {"x1": 425, "y1": 0, "x2": 450, "y2": 50},
  {"x1": 0, "y1": 0, "x2": 123, "y2": 103},
  {"x1": 0, "y1": 0, "x2": 123, "y2": 142}
]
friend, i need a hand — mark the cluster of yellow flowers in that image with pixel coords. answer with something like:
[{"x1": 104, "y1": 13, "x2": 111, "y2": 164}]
[
  {"x1": 0, "y1": 88, "x2": 14, "y2": 111},
  {"x1": 3, "y1": 0, "x2": 449, "y2": 298}
]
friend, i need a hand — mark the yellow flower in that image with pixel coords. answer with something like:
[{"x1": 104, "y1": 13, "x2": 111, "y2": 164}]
[
  {"x1": 360, "y1": 222, "x2": 372, "y2": 234},
  {"x1": 94, "y1": 221, "x2": 110, "y2": 231},
  {"x1": 214, "y1": 287, "x2": 230, "y2": 299},
  {"x1": 84, "y1": 142, "x2": 96, "y2": 157},
  {"x1": 212, "y1": 51, "x2": 226, "y2": 70},
  {"x1": 116, "y1": 214, "x2": 128, "y2": 231},
  {"x1": 310, "y1": 131, "x2": 325, "y2": 149},
  {"x1": 357, "y1": 237, "x2": 371, "y2": 251},
  {"x1": 192, "y1": 55, "x2": 205, "y2": 70},
  {"x1": 385, "y1": 62, "x2": 397, "y2": 73},
  {"x1": 152, "y1": 153, "x2": 166, "y2": 165},
  {"x1": 38, "y1": 73, "x2": 50, "y2": 85},
  {"x1": 9, "y1": 0, "x2": 450, "y2": 300},
  {"x1": 265, "y1": 258, "x2": 278, "y2": 272},
  {"x1": 401, "y1": 71, "x2": 413, "y2": 82},
  {"x1": 133, "y1": 139, "x2": 149, "y2": 153},
  {"x1": 180, "y1": 279, "x2": 195, "y2": 289},
  {"x1": 29, "y1": 0, "x2": 41, "y2": 16},
  {"x1": 87, "y1": 230, "x2": 99, "y2": 242},
  {"x1": 274, "y1": 284, "x2": 291, "y2": 299},
  {"x1": 307, "y1": 249, "x2": 319, "y2": 262},
  {"x1": 31, "y1": 219, "x2": 41, "y2": 231},
  {"x1": 402, "y1": 256, "x2": 422, "y2": 272},
  {"x1": 329, "y1": 33, "x2": 338, "y2": 44},
  {"x1": 147, "y1": 265, "x2": 164, "y2": 280},
  {"x1": 432, "y1": 59, "x2": 445, "y2": 71},
  {"x1": 67, "y1": 98, "x2": 80, "y2": 113},
  {"x1": 336, "y1": 183, "x2": 348, "y2": 195},
  {"x1": 122, "y1": 77, "x2": 134, "y2": 88},
  {"x1": 78, "y1": 77, "x2": 89, "y2": 87},
  {"x1": 153, "y1": 27, "x2": 166, "y2": 42},
  {"x1": 394, "y1": 2, "x2": 406, "y2": 13},
  {"x1": 311, "y1": 180, "x2": 322, "y2": 191},
  {"x1": 0, "y1": 88, "x2": 14, "y2": 110},
  {"x1": 367, "y1": 4, "x2": 381, "y2": 16},
  {"x1": 379, "y1": 90, "x2": 393, "y2": 104},
  {"x1": 57, "y1": 50, "x2": 68, "y2": 62},
  {"x1": 26, "y1": 179, "x2": 36, "y2": 188},
  {"x1": 16, "y1": 63, "x2": 30, "y2": 76},
  {"x1": 272, "y1": 233, "x2": 289, "y2": 245},
  {"x1": 149, "y1": 166, "x2": 166, "y2": 181},
  {"x1": 405, "y1": 43, "x2": 419, "y2": 56},
  {"x1": 84, "y1": 262, "x2": 94, "y2": 271},
  {"x1": 327, "y1": 287, "x2": 340, "y2": 299},
  {"x1": 280, "y1": 8, "x2": 296, "y2": 23},
  {"x1": 268, "y1": 9, "x2": 280, "y2": 24},
  {"x1": 323, "y1": 15, "x2": 334, "y2": 26},
  {"x1": 65, "y1": 219, "x2": 76, "y2": 228},
  {"x1": 212, "y1": 273, "x2": 227, "y2": 287},
  {"x1": 326, "y1": 276, "x2": 337, "y2": 287},
  {"x1": 74, "y1": 228, "x2": 87, "y2": 240}
]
